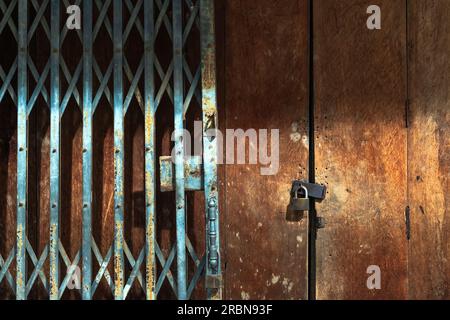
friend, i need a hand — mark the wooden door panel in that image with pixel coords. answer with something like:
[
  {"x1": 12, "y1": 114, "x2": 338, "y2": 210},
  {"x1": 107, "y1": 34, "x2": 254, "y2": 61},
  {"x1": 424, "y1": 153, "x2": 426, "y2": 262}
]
[
  {"x1": 408, "y1": 0, "x2": 450, "y2": 300},
  {"x1": 314, "y1": 0, "x2": 408, "y2": 299},
  {"x1": 224, "y1": 0, "x2": 310, "y2": 300}
]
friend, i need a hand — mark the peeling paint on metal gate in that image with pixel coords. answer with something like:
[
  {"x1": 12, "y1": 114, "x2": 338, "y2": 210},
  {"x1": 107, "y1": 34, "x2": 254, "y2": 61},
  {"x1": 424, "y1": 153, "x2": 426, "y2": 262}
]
[{"x1": 0, "y1": 0, "x2": 221, "y2": 300}]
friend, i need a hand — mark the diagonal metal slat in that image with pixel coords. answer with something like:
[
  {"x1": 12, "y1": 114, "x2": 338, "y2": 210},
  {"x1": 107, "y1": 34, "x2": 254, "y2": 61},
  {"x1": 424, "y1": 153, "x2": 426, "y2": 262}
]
[
  {"x1": 155, "y1": 243, "x2": 177, "y2": 296},
  {"x1": 123, "y1": 0, "x2": 143, "y2": 43},
  {"x1": 60, "y1": 58, "x2": 81, "y2": 111},
  {"x1": 0, "y1": 0, "x2": 18, "y2": 40},
  {"x1": 27, "y1": 56, "x2": 50, "y2": 109},
  {"x1": 186, "y1": 236, "x2": 200, "y2": 265},
  {"x1": 28, "y1": 0, "x2": 50, "y2": 43},
  {"x1": 0, "y1": 248, "x2": 16, "y2": 294},
  {"x1": 27, "y1": 60, "x2": 50, "y2": 115},
  {"x1": 0, "y1": 0, "x2": 17, "y2": 35},
  {"x1": 91, "y1": 237, "x2": 114, "y2": 295},
  {"x1": 92, "y1": 60, "x2": 113, "y2": 112},
  {"x1": 25, "y1": 240, "x2": 49, "y2": 296},
  {"x1": 0, "y1": 59, "x2": 17, "y2": 103},
  {"x1": 60, "y1": 60, "x2": 82, "y2": 116},
  {"x1": 124, "y1": 247, "x2": 145, "y2": 299},
  {"x1": 94, "y1": 0, "x2": 112, "y2": 40},
  {"x1": 58, "y1": 241, "x2": 81, "y2": 298},
  {"x1": 187, "y1": 255, "x2": 206, "y2": 299},
  {"x1": 124, "y1": 58, "x2": 144, "y2": 114},
  {"x1": 123, "y1": 241, "x2": 144, "y2": 288}
]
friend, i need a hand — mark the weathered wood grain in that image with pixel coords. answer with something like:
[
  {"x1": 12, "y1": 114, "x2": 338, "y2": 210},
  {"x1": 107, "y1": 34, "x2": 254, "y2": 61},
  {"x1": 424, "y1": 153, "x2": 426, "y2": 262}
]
[
  {"x1": 0, "y1": 88, "x2": 17, "y2": 300},
  {"x1": 314, "y1": 0, "x2": 408, "y2": 299},
  {"x1": 407, "y1": 0, "x2": 450, "y2": 300},
  {"x1": 224, "y1": 0, "x2": 310, "y2": 300}
]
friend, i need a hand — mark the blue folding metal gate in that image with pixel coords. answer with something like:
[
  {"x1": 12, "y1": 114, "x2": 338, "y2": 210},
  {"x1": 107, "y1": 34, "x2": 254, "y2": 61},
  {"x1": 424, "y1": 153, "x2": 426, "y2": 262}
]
[{"x1": 0, "y1": 0, "x2": 221, "y2": 300}]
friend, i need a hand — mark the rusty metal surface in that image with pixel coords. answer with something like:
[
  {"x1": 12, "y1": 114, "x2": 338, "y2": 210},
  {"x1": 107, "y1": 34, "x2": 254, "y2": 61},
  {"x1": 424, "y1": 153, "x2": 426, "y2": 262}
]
[
  {"x1": 224, "y1": 0, "x2": 310, "y2": 300},
  {"x1": 143, "y1": 0, "x2": 156, "y2": 300},
  {"x1": 200, "y1": 0, "x2": 222, "y2": 300},
  {"x1": 407, "y1": 0, "x2": 450, "y2": 300},
  {"x1": 0, "y1": 0, "x2": 219, "y2": 300},
  {"x1": 314, "y1": 0, "x2": 408, "y2": 300},
  {"x1": 15, "y1": 0, "x2": 27, "y2": 299}
]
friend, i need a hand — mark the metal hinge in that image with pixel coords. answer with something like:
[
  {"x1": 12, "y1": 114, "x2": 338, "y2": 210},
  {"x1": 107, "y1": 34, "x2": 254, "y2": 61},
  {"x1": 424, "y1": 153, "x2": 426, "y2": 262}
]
[
  {"x1": 405, "y1": 206, "x2": 411, "y2": 240},
  {"x1": 405, "y1": 99, "x2": 411, "y2": 128}
]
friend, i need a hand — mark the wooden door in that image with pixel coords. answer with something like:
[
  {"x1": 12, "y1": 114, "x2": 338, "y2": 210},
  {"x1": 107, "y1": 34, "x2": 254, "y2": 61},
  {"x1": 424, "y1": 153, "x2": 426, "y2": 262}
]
[
  {"x1": 222, "y1": 0, "x2": 450, "y2": 300},
  {"x1": 223, "y1": 0, "x2": 311, "y2": 300},
  {"x1": 313, "y1": 0, "x2": 408, "y2": 299}
]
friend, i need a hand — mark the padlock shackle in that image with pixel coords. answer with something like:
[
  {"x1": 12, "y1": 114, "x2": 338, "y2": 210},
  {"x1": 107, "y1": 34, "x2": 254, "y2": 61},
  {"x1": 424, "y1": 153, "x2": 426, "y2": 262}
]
[
  {"x1": 290, "y1": 180, "x2": 327, "y2": 201},
  {"x1": 299, "y1": 185, "x2": 308, "y2": 199}
]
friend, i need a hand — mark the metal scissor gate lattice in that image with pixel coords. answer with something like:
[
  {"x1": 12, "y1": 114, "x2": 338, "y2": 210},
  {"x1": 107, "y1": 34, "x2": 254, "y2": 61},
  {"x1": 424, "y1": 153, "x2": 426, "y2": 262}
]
[{"x1": 0, "y1": 0, "x2": 221, "y2": 300}]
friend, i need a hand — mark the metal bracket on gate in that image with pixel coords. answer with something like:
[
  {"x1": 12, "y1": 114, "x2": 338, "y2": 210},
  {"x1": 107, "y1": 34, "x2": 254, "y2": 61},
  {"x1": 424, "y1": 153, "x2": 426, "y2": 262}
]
[{"x1": 159, "y1": 156, "x2": 204, "y2": 192}]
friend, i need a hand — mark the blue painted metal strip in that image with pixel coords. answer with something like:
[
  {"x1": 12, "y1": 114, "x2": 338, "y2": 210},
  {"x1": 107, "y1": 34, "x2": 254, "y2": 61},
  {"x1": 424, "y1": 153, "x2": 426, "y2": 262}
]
[
  {"x1": 173, "y1": 0, "x2": 187, "y2": 300},
  {"x1": 82, "y1": 0, "x2": 93, "y2": 300},
  {"x1": 49, "y1": 0, "x2": 61, "y2": 300},
  {"x1": 16, "y1": 0, "x2": 28, "y2": 301},
  {"x1": 113, "y1": 0, "x2": 125, "y2": 300},
  {"x1": 200, "y1": 0, "x2": 222, "y2": 300},
  {"x1": 144, "y1": 0, "x2": 156, "y2": 300}
]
